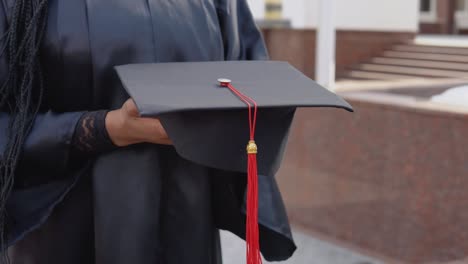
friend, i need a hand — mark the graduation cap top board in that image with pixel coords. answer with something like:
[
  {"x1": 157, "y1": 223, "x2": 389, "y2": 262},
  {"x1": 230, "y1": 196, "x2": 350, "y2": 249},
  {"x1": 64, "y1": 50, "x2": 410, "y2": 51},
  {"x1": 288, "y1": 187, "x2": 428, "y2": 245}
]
[{"x1": 115, "y1": 61, "x2": 353, "y2": 264}]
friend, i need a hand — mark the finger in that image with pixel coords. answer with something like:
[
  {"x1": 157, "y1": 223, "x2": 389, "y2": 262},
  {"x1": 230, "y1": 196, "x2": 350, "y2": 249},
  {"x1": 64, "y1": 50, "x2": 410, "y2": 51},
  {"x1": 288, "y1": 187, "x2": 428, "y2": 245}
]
[
  {"x1": 160, "y1": 138, "x2": 173, "y2": 145},
  {"x1": 151, "y1": 118, "x2": 169, "y2": 139}
]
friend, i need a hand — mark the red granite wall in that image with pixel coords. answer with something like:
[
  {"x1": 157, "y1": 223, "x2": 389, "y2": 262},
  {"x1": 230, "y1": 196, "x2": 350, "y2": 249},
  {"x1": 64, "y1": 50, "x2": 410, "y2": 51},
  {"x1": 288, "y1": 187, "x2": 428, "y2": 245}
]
[
  {"x1": 261, "y1": 29, "x2": 316, "y2": 78},
  {"x1": 261, "y1": 29, "x2": 415, "y2": 78},
  {"x1": 420, "y1": 22, "x2": 444, "y2": 33},
  {"x1": 276, "y1": 93, "x2": 468, "y2": 263}
]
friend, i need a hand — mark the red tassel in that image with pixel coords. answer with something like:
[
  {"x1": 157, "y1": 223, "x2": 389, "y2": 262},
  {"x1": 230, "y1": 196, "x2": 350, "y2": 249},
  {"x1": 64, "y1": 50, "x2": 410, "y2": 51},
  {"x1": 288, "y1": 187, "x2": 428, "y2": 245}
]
[
  {"x1": 218, "y1": 79, "x2": 262, "y2": 264},
  {"x1": 246, "y1": 141, "x2": 261, "y2": 264}
]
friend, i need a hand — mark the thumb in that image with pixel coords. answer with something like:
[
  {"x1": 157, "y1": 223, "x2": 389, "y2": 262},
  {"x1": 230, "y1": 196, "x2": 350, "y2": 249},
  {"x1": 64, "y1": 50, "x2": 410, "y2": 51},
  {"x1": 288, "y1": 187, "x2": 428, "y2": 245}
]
[{"x1": 123, "y1": 99, "x2": 140, "y2": 117}]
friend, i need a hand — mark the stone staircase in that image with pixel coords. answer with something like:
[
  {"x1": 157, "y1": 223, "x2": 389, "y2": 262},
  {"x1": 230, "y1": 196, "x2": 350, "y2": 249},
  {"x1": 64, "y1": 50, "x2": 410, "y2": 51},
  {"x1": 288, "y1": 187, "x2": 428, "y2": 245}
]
[{"x1": 340, "y1": 43, "x2": 468, "y2": 81}]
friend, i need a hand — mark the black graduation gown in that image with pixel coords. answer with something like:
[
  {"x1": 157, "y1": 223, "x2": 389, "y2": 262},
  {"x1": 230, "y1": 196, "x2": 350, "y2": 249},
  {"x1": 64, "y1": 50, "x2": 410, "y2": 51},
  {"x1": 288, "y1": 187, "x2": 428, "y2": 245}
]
[{"x1": 0, "y1": 0, "x2": 296, "y2": 263}]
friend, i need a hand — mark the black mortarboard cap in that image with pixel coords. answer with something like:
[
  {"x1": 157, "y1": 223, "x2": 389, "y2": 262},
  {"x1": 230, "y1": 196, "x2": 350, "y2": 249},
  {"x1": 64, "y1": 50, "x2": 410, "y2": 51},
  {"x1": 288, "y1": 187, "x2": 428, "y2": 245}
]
[
  {"x1": 115, "y1": 61, "x2": 352, "y2": 263},
  {"x1": 115, "y1": 61, "x2": 352, "y2": 176}
]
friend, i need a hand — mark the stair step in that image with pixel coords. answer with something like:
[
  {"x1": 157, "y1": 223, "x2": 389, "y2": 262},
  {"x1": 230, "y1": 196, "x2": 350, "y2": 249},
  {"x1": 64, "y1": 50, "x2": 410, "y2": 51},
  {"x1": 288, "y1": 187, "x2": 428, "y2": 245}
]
[
  {"x1": 354, "y1": 64, "x2": 468, "y2": 78},
  {"x1": 342, "y1": 70, "x2": 422, "y2": 80},
  {"x1": 414, "y1": 36, "x2": 468, "y2": 48},
  {"x1": 383, "y1": 51, "x2": 468, "y2": 63},
  {"x1": 392, "y1": 44, "x2": 468, "y2": 56},
  {"x1": 371, "y1": 57, "x2": 468, "y2": 71}
]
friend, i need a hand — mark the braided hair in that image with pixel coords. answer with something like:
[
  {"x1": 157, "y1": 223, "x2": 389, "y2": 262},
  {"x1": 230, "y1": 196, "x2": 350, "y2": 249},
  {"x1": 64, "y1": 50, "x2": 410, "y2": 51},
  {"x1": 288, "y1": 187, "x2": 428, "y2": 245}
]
[{"x1": 0, "y1": 0, "x2": 49, "y2": 260}]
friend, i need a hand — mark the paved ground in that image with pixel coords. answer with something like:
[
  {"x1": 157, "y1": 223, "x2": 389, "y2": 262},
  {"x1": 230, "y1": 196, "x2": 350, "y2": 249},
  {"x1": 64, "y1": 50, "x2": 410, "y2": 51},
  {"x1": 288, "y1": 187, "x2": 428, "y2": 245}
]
[{"x1": 221, "y1": 229, "x2": 384, "y2": 264}]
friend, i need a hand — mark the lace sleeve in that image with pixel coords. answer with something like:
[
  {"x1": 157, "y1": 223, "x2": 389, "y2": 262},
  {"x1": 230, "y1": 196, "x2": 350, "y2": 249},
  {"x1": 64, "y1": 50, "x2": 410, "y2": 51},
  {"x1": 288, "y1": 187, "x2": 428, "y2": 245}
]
[{"x1": 71, "y1": 110, "x2": 117, "y2": 157}]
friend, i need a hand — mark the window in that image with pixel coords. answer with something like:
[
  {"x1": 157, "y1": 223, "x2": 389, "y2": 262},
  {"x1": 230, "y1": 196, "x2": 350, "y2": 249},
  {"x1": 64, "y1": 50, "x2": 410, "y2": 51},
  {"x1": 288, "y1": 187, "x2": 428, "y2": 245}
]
[
  {"x1": 419, "y1": 0, "x2": 437, "y2": 23},
  {"x1": 420, "y1": 0, "x2": 432, "y2": 12}
]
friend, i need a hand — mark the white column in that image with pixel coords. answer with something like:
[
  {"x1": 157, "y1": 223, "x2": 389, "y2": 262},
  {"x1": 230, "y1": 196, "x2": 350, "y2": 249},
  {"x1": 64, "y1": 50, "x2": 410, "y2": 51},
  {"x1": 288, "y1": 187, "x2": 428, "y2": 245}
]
[{"x1": 315, "y1": 0, "x2": 336, "y2": 91}]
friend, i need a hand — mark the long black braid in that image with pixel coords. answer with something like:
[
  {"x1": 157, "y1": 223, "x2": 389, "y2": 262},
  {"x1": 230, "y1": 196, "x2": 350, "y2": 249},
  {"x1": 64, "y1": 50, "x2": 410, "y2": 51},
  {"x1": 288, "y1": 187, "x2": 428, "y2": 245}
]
[{"x1": 0, "y1": 0, "x2": 49, "y2": 260}]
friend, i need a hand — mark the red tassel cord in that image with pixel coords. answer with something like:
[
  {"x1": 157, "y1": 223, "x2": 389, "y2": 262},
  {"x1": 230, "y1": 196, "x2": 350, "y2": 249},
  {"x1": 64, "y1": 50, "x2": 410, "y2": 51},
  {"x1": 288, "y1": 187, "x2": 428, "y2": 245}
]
[
  {"x1": 219, "y1": 79, "x2": 262, "y2": 264},
  {"x1": 246, "y1": 147, "x2": 260, "y2": 264}
]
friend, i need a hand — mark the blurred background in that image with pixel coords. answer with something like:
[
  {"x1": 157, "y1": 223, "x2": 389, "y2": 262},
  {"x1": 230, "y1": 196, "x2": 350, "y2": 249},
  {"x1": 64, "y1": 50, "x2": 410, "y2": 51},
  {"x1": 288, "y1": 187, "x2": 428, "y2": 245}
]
[{"x1": 222, "y1": 0, "x2": 468, "y2": 263}]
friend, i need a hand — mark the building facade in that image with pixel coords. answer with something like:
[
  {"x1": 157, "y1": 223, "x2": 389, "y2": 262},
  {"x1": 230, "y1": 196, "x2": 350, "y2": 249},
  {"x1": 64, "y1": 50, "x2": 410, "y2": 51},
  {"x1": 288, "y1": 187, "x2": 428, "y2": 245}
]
[
  {"x1": 419, "y1": 0, "x2": 468, "y2": 34},
  {"x1": 248, "y1": 0, "x2": 468, "y2": 34},
  {"x1": 247, "y1": 0, "x2": 420, "y2": 78}
]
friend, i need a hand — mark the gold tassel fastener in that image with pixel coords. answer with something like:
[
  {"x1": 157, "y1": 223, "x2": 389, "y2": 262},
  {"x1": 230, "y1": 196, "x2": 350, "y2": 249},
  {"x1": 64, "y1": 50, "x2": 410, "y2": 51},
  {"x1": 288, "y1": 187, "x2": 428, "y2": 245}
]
[{"x1": 246, "y1": 140, "x2": 258, "y2": 154}]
